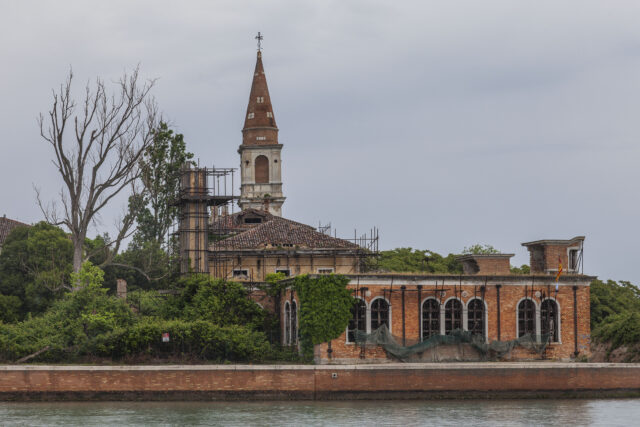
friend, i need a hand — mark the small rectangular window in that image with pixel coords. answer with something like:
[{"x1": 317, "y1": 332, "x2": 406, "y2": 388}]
[
  {"x1": 232, "y1": 269, "x2": 249, "y2": 278},
  {"x1": 247, "y1": 112, "x2": 255, "y2": 119},
  {"x1": 318, "y1": 268, "x2": 334, "y2": 274},
  {"x1": 569, "y1": 249, "x2": 579, "y2": 271},
  {"x1": 256, "y1": 96, "x2": 264, "y2": 103},
  {"x1": 266, "y1": 112, "x2": 273, "y2": 118},
  {"x1": 256, "y1": 136, "x2": 266, "y2": 141},
  {"x1": 276, "y1": 268, "x2": 291, "y2": 277}
]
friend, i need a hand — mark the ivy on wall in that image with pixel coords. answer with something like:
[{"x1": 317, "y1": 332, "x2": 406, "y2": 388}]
[{"x1": 293, "y1": 274, "x2": 354, "y2": 357}]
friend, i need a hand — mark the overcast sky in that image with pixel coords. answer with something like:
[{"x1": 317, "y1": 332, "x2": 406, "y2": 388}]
[{"x1": 1, "y1": 1, "x2": 639, "y2": 283}]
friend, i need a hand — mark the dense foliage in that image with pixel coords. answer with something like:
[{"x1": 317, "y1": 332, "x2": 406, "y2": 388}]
[
  {"x1": 590, "y1": 279, "x2": 640, "y2": 357},
  {"x1": 373, "y1": 248, "x2": 462, "y2": 274},
  {"x1": 0, "y1": 221, "x2": 73, "y2": 317},
  {"x1": 462, "y1": 244, "x2": 500, "y2": 254},
  {"x1": 294, "y1": 274, "x2": 354, "y2": 357},
  {"x1": 0, "y1": 266, "x2": 273, "y2": 363}
]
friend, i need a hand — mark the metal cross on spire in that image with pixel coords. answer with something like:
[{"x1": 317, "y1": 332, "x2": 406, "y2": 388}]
[{"x1": 255, "y1": 32, "x2": 263, "y2": 51}]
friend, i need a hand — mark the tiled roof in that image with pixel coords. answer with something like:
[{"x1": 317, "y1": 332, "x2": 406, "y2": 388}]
[
  {"x1": 210, "y1": 208, "x2": 275, "y2": 232},
  {"x1": 212, "y1": 213, "x2": 359, "y2": 251},
  {"x1": 0, "y1": 216, "x2": 29, "y2": 247}
]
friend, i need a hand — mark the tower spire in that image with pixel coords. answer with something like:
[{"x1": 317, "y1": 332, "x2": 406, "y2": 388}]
[{"x1": 238, "y1": 44, "x2": 286, "y2": 216}]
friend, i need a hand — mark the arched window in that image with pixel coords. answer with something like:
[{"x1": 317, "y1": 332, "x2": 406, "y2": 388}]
[
  {"x1": 370, "y1": 298, "x2": 389, "y2": 331},
  {"x1": 284, "y1": 301, "x2": 291, "y2": 345},
  {"x1": 290, "y1": 300, "x2": 298, "y2": 345},
  {"x1": 255, "y1": 155, "x2": 269, "y2": 184},
  {"x1": 518, "y1": 299, "x2": 536, "y2": 337},
  {"x1": 422, "y1": 299, "x2": 440, "y2": 340},
  {"x1": 445, "y1": 299, "x2": 462, "y2": 334},
  {"x1": 467, "y1": 299, "x2": 485, "y2": 337},
  {"x1": 347, "y1": 299, "x2": 367, "y2": 343},
  {"x1": 540, "y1": 299, "x2": 558, "y2": 342}
]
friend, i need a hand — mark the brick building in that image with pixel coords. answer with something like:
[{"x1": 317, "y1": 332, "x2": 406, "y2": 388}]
[{"x1": 178, "y1": 47, "x2": 595, "y2": 362}]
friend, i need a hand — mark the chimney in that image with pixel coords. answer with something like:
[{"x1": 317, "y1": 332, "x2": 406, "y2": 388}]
[
  {"x1": 455, "y1": 254, "x2": 515, "y2": 275},
  {"x1": 116, "y1": 279, "x2": 127, "y2": 300}
]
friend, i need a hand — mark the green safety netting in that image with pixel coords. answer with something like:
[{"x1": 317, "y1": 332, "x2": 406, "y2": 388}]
[{"x1": 354, "y1": 325, "x2": 550, "y2": 362}]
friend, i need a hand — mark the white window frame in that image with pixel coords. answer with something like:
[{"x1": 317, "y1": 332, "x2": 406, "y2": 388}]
[
  {"x1": 317, "y1": 268, "x2": 334, "y2": 274},
  {"x1": 420, "y1": 297, "x2": 441, "y2": 341},
  {"x1": 247, "y1": 112, "x2": 255, "y2": 119},
  {"x1": 275, "y1": 268, "x2": 291, "y2": 277},
  {"x1": 368, "y1": 296, "x2": 392, "y2": 334},
  {"x1": 540, "y1": 297, "x2": 562, "y2": 344},
  {"x1": 345, "y1": 297, "x2": 367, "y2": 344},
  {"x1": 465, "y1": 297, "x2": 489, "y2": 342},
  {"x1": 516, "y1": 297, "x2": 539, "y2": 340}
]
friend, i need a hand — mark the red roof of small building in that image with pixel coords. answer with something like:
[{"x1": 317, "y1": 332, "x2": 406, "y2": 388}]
[{"x1": 0, "y1": 216, "x2": 29, "y2": 247}]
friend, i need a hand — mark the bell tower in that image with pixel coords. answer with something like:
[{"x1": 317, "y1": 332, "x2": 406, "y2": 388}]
[{"x1": 238, "y1": 36, "x2": 285, "y2": 216}]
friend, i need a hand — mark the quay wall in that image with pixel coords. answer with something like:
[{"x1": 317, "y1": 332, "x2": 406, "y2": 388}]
[{"x1": 1, "y1": 363, "x2": 639, "y2": 400}]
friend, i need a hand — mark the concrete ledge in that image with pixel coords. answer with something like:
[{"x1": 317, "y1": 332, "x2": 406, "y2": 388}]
[{"x1": 1, "y1": 363, "x2": 639, "y2": 401}]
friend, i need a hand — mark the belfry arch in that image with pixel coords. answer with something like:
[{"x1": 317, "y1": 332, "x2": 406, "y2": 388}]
[{"x1": 255, "y1": 155, "x2": 269, "y2": 184}]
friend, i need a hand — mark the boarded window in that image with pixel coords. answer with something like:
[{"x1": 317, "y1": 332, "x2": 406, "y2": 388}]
[
  {"x1": 444, "y1": 299, "x2": 462, "y2": 334},
  {"x1": 422, "y1": 299, "x2": 440, "y2": 340},
  {"x1": 255, "y1": 155, "x2": 269, "y2": 183},
  {"x1": 518, "y1": 299, "x2": 536, "y2": 337},
  {"x1": 284, "y1": 301, "x2": 291, "y2": 345},
  {"x1": 540, "y1": 299, "x2": 558, "y2": 342},
  {"x1": 347, "y1": 299, "x2": 367, "y2": 343},
  {"x1": 467, "y1": 299, "x2": 485, "y2": 337}
]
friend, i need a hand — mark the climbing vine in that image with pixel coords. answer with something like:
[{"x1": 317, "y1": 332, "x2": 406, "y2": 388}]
[{"x1": 293, "y1": 274, "x2": 354, "y2": 357}]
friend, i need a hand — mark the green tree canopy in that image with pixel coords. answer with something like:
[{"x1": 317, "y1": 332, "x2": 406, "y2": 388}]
[
  {"x1": 462, "y1": 244, "x2": 501, "y2": 255},
  {"x1": 374, "y1": 248, "x2": 462, "y2": 274},
  {"x1": 0, "y1": 221, "x2": 72, "y2": 317}
]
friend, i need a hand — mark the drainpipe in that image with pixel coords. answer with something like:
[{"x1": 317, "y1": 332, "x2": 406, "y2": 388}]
[
  {"x1": 496, "y1": 284, "x2": 502, "y2": 341},
  {"x1": 401, "y1": 286, "x2": 406, "y2": 346},
  {"x1": 417, "y1": 285, "x2": 422, "y2": 341},
  {"x1": 573, "y1": 285, "x2": 579, "y2": 357}
]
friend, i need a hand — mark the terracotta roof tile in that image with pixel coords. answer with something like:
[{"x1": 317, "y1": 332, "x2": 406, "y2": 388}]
[{"x1": 211, "y1": 213, "x2": 359, "y2": 251}]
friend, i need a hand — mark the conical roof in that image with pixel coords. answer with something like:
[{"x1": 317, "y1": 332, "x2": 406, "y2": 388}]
[{"x1": 242, "y1": 51, "x2": 279, "y2": 146}]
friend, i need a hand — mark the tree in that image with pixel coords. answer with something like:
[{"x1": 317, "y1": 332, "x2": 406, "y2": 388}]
[
  {"x1": 372, "y1": 248, "x2": 462, "y2": 274},
  {"x1": 462, "y1": 244, "x2": 500, "y2": 255},
  {"x1": 37, "y1": 68, "x2": 158, "y2": 283},
  {"x1": 132, "y1": 122, "x2": 193, "y2": 246},
  {"x1": 0, "y1": 222, "x2": 73, "y2": 316}
]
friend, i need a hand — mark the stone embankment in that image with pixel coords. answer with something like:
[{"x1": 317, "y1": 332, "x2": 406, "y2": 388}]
[{"x1": 1, "y1": 363, "x2": 639, "y2": 400}]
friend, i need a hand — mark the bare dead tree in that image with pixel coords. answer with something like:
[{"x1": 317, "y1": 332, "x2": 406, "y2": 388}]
[{"x1": 37, "y1": 67, "x2": 158, "y2": 284}]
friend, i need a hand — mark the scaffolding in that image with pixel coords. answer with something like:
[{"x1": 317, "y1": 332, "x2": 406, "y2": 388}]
[{"x1": 175, "y1": 164, "x2": 238, "y2": 275}]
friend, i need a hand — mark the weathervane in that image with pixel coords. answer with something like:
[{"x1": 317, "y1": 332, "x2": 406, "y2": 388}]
[{"x1": 255, "y1": 32, "x2": 263, "y2": 51}]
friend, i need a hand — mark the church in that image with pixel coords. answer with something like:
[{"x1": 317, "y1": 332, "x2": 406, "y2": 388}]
[{"x1": 176, "y1": 45, "x2": 594, "y2": 362}]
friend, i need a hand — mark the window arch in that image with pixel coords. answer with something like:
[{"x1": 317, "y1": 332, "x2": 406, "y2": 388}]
[
  {"x1": 518, "y1": 299, "x2": 536, "y2": 337},
  {"x1": 290, "y1": 300, "x2": 298, "y2": 345},
  {"x1": 444, "y1": 299, "x2": 463, "y2": 334},
  {"x1": 347, "y1": 298, "x2": 367, "y2": 343},
  {"x1": 284, "y1": 301, "x2": 291, "y2": 345},
  {"x1": 255, "y1": 155, "x2": 269, "y2": 183},
  {"x1": 422, "y1": 298, "x2": 440, "y2": 340},
  {"x1": 370, "y1": 298, "x2": 390, "y2": 331},
  {"x1": 540, "y1": 299, "x2": 559, "y2": 342},
  {"x1": 467, "y1": 299, "x2": 485, "y2": 337}
]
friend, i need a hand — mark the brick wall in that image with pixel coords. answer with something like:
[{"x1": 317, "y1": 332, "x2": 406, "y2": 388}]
[
  {"x1": 1, "y1": 364, "x2": 639, "y2": 400},
  {"x1": 299, "y1": 275, "x2": 592, "y2": 363}
]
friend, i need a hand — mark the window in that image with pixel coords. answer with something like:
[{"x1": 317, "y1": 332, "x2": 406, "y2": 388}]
[
  {"x1": 422, "y1": 299, "x2": 440, "y2": 340},
  {"x1": 370, "y1": 298, "x2": 389, "y2": 331},
  {"x1": 445, "y1": 299, "x2": 462, "y2": 334},
  {"x1": 244, "y1": 217, "x2": 262, "y2": 224},
  {"x1": 347, "y1": 299, "x2": 367, "y2": 343},
  {"x1": 256, "y1": 136, "x2": 266, "y2": 141},
  {"x1": 317, "y1": 268, "x2": 334, "y2": 274},
  {"x1": 247, "y1": 112, "x2": 255, "y2": 119},
  {"x1": 290, "y1": 300, "x2": 298, "y2": 345},
  {"x1": 569, "y1": 249, "x2": 580, "y2": 271},
  {"x1": 275, "y1": 268, "x2": 291, "y2": 277},
  {"x1": 256, "y1": 96, "x2": 264, "y2": 103},
  {"x1": 255, "y1": 155, "x2": 269, "y2": 184},
  {"x1": 540, "y1": 299, "x2": 559, "y2": 342},
  {"x1": 266, "y1": 111, "x2": 273, "y2": 118},
  {"x1": 467, "y1": 299, "x2": 485, "y2": 337},
  {"x1": 284, "y1": 301, "x2": 291, "y2": 345},
  {"x1": 518, "y1": 299, "x2": 536, "y2": 337},
  {"x1": 232, "y1": 269, "x2": 248, "y2": 278}
]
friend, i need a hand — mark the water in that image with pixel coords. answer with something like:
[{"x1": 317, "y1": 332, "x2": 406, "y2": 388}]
[{"x1": 0, "y1": 399, "x2": 638, "y2": 426}]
